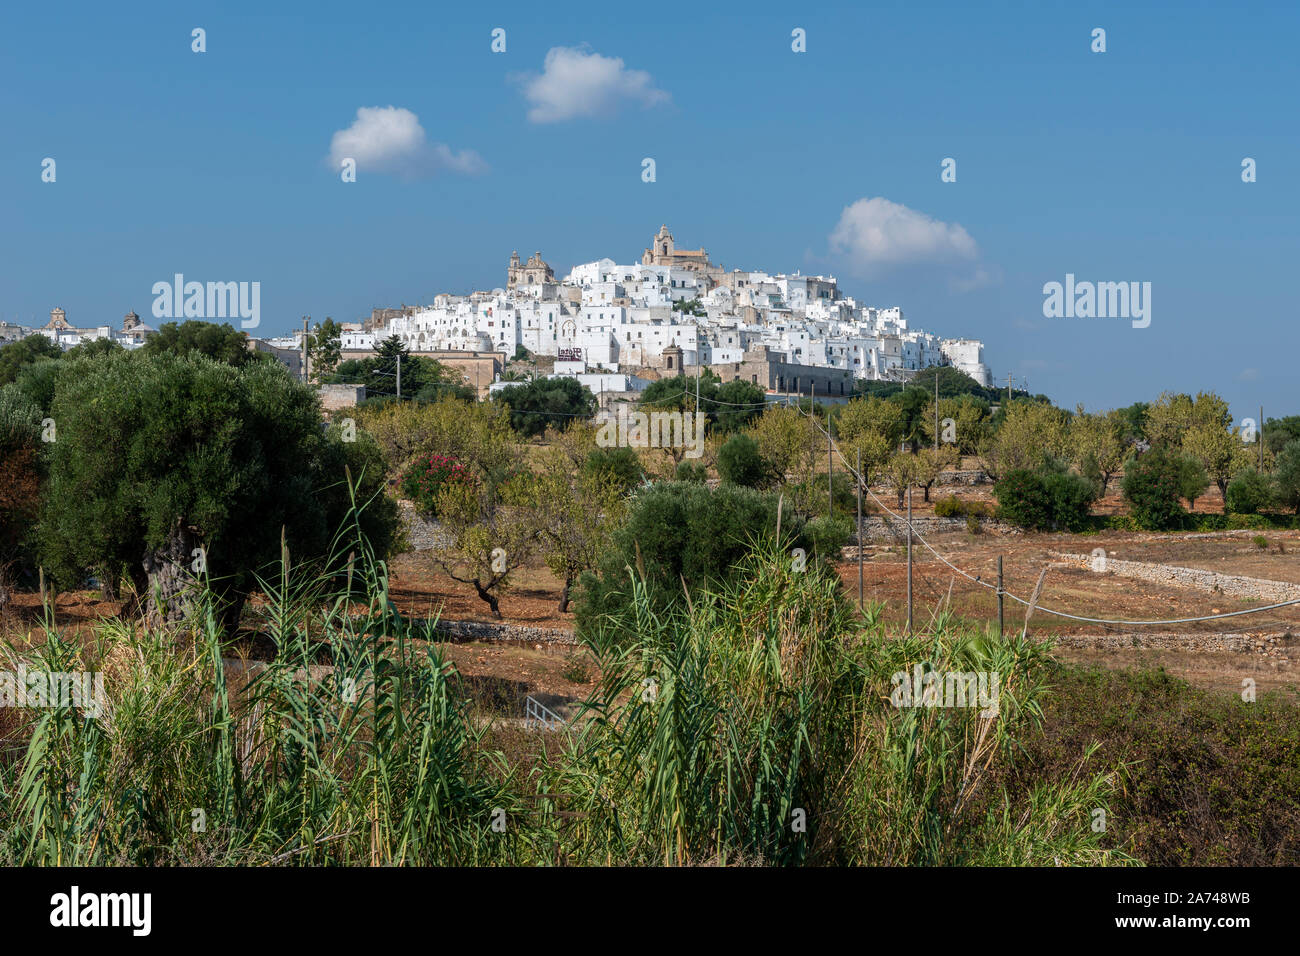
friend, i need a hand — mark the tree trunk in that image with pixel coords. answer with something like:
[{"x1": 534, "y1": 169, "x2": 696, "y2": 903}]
[
  {"x1": 141, "y1": 521, "x2": 201, "y2": 627},
  {"x1": 474, "y1": 579, "x2": 501, "y2": 620},
  {"x1": 558, "y1": 577, "x2": 572, "y2": 614},
  {"x1": 99, "y1": 569, "x2": 118, "y2": 603},
  {"x1": 1218, "y1": 478, "x2": 1229, "y2": 512}
]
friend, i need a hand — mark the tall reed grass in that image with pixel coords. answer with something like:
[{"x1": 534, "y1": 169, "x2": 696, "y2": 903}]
[{"x1": 0, "y1": 493, "x2": 1134, "y2": 866}]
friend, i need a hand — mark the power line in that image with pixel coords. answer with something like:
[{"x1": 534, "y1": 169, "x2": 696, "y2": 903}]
[{"x1": 793, "y1": 400, "x2": 1300, "y2": 627}]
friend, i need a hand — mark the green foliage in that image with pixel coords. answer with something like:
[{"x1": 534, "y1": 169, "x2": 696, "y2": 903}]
[
  {"x1": 0, "y1": 524, "x2": 519, "y2": 865},
  {"x1": 586, "y1": 445, "x2": 644, "y2": 493},
  {"x1": 0, "y1": 335, "x2": 62, "y2": 386},
  {"x1": 574, "y1": 482, "x2": 811, "y2": 636},
  {"x1": 37, "y1": 351, "x2": 397, "y2": 616},
  {"x1": 1014, "y1": 664, "x2": 1300, "y2": 865},
  {"x1": 0, "y1": 386, "x2": 43, "y2": 586},
  {"x1": 934, "y1": 495, "x2": 963, "y2": 518},
  {"x1": 401, "y1": 454, "x2": 475, "y2": 518},
  {"x1": 332, "y1": 336, "x2": 474, "y2": 403},
  {"x1": 674, "y1": 460, "x2": 707, "y2": 483},
  {"x1": 675, "y1": 297, "x2": 707, "y2": 317},
  {"x1": 803, "y1": 513, "x2": 852, "y2": 560},
  {"x1": 307, "y1": 317, "x2": 343, "y2": 377},
  {"x1": 12, "y1": 359, "x2": 61, "y2": 416},
  {"x1": 492, "y1": 376, "x2": 596, "y2": 437},
  {"x1": 1263, "y1": 416, "x2": 1300, "y2": 457},
  {"x1": 1176, "y1": 454, "x2": 1210, "y2": 510},
  {"x1": 63, "y1": 338, "x2": 124, "y2": 361},
  {"x1": 639, "y1": 370, "x2": 766, "y2": 434},
  {"x1": 0, "y1": 383, "x2": 42, "y2": 453},
  {"x1": 1275, "y1": 440, "x2": 1300, "y2": 512},
  {"x1": 564, "y1": 548, "x2": 1131, "y2": 866},
  {"x1": 1225, "y1": 467, "x2": 1274, "y2": 515},
  {"x1": 143, "y1": 320, "x2": 265, "y2": 368},
  {"x1": 716, "y1": 432, "x2": 768, "y2": 487},
  {"x1": 1120, "y1": 446, "x2": 1187, "y2": 530},
  {"x1": 995, "y1": 465, "x2": 1098, "y2": 532}
]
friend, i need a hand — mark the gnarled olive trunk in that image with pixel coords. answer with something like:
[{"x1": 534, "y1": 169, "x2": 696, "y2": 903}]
[{"x1": 141, "y1": 521, "x2": 201, "y2": 627}]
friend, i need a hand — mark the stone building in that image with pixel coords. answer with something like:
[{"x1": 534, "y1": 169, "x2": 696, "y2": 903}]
[
  {"x1": 45, "y1": 307, "x2": 71, "y2": 330},
  {"x1": 507, "y1": 251, "x2": 555, "y2": 290},
  {"x1": 641, "y1": 225, "x2": 715, "y2": 272}
]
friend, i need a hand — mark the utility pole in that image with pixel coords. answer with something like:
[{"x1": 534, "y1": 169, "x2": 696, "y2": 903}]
[
  {"x1": 301, "y1": 316, "x2": 310, "y2": 384},
  {"x1": 1260, "y1": 405, "x2": 1265, "y2": 470},
  {"x1": 396, "y1": 353, "x2": 401, "y2": 398},
  {"x1": 857, "y1": 448, "x2": 863, "y2": 611},
  {"x1": 934, "y1": 369, "x2": 940, "y2": 451},
  {"x1": 997, "y1": 555, "x2": 1005, "y2": 638},
  {"x1": 1006, "y1": 373, "x2": 1013, "y2": 404},
  {"x1": 828, "y1": 402, "x2": 833, "y2": 517},
  {"x1": 906, "y1": 486, "x2": 913, "y2": 636}
]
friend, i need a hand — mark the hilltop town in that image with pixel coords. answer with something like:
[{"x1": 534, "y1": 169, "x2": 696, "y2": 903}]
[{"x1": 0, "y1": 226, "x2": 992, "y2": 403}]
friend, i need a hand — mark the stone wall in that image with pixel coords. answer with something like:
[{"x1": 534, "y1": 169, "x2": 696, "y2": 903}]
[
  {"x1": 855, "y1": 515, "x2": 1016, "y2": 544},
  {"x1": 1051, "y1": 551, "x2": 1300, "y2": 604},
  {"x1": 398, "y1": 503, "x2": 454, "y2": 551},
  {"x1": 1046, "y1": 631, "x2": 1294, "y2": 658},
  {"x1": 430, "y1": 619, "x2": 578, "y2": 646},
  {"x1": 317, "y1": 383, "x2": 365, "y2": 411}
]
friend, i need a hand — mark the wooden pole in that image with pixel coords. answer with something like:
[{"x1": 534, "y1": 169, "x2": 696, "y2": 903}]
[
  {"x1": 997, "y1": 555, "x2": 1005, "y2": 638},
  {"x1": 828, "y1": 403, "x2": 833, "y2": 517},
  {"x1": 904, "y1": 486, "x2": 915, "y2": 634},
  {"x1": 857, "y1": 448, "x2": 863, "y2": 610},
  {"x1": 934, "y1": 369, "x2": 940, "y2": 451}
]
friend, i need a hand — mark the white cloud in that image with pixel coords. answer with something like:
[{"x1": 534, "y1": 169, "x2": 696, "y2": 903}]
[
  {"x1": 828, "y1": 197, "x2": 982, "y2": 280},
  {"x1": 515, "y1": 46, "x2": 669, "y2": 123},
  {"x1": 326, "y1": 106, "x2": 486, "y2": 178}
]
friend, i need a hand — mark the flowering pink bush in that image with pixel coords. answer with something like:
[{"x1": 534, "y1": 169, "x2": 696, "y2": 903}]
[{"x1": 402, "y1": 454, "x2": 473, "y2": 517}]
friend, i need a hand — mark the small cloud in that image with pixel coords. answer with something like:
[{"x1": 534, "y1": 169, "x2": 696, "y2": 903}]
[
  {"x1": 514, "y1": 46, "x2": 669, "y2": 123},
  {"x1": 828, "y1": 197, "x2": 994, "y2": 288},
  {"x1": 326, "y1": 106, "x2": 486, "y2": 178},
  {"x1": 1237, "y1": 367, "x2": 1260, "y2": 382}
]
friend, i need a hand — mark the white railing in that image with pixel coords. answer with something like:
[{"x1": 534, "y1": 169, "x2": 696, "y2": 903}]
[{"x1": 523, "y1": 695, "x2": 563, "y2": 730}]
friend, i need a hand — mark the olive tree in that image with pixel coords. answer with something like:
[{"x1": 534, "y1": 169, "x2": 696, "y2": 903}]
[{"x1": 38, "y1": 351, "x2": 397, "y2": 630}]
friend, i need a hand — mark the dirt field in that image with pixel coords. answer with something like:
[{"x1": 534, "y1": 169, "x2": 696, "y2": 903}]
[{"x1": 5, "y1": 471, "x2": 1298, "y2": 704}]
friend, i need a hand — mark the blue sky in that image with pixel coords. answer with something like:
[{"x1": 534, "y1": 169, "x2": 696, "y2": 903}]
[{"x1": 2, "y1": 0, "x2": 1297, "y2": 420}]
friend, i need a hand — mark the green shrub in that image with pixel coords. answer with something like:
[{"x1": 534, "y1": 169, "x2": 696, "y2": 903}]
[
  {"x1": 1121, "y1": 446, "x2": 1186, "y2": 530},
  {"x1": 717, "y1": 433, "x2": 768, "y2": 487},
  {"x1": 585, "y1": 445, "x2": 644, "y2": 494},
  {"x1": 994, "y1": 466, "x2": 1097, "y2": 531},
  {"x1": 1226, "y1": 467, "x2": 1274, "y2": 515},
  {"x1": 674, "y1": 460, "x2": 707, "y2": 483},
  {"x1": 36, "y1": 351, "x2": 399, "y2": 626},
  {"x1": 1011, "y1": 664, "x2": 1300, "y2": 865},
  {"x1": 934, "y1": 495, "x2": 963, "y2": 518},
  {"x1": 492, "y1": 377, "x2": 597, "y2": 437},
  {"x1": 804, "y1": 513, "x2": 852, "y2": 560},
  {"x1": 574, "y1": 482, "x2": 811, "y2": 637},
  {"x1": 1274, "y1": 440, "x2": 1300, "y2": 513}
]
